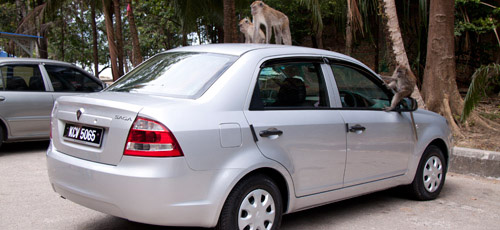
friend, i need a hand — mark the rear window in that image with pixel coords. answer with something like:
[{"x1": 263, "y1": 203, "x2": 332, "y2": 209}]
[{"x1": 106, "y1": 52, "x2": 237, "y2": 99}]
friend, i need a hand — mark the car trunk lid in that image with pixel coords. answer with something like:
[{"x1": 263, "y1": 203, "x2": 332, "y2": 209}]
[{"x1": 51, "y1": 92, "x2": 167, "y2": 165}]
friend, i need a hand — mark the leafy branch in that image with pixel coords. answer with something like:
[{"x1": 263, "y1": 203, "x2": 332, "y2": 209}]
[{"x1": 461, "y1": 63, "x2": 500, "y2": 122}]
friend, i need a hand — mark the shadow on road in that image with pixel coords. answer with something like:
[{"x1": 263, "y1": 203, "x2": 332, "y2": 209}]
[
  {"x1": 77, "y1": 215, "x2": 208, "y2": 230},
  {"x1": 0, "y1": 140, "x2": 50, "y2": 156},
  {"x1": 74, "y1": 186, "x2": 435, "y2": 230}
]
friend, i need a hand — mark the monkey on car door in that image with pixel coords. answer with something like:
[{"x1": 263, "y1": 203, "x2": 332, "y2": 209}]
[{"x1": 383, "y1": 65, "x2": 416, "y2": 111}]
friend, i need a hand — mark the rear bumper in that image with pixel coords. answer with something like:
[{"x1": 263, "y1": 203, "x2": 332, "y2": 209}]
[{"x1": 46, "y1": 144, "x2": 237, "y2": 227}]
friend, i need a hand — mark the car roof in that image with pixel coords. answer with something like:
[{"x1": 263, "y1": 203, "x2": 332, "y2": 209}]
[
  {"x1": 0, "y1": 57, "x2": 76, "y2": 66},
  {"x1": 166, "y1": 44, "x2": 367, "y2": 70},
  {"x1": 168, "y1": 44, "x2": 354, "y2": 60}
]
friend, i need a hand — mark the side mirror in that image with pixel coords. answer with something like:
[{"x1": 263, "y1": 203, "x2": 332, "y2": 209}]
[{"x1": 396, "y1": 97, "x2": 418, "y2": 112}]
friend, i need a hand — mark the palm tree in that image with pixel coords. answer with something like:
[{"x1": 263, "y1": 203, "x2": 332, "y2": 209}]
[
  {"x1": 170, "y1": 0, "x2": 224, "y2": 44},
  {"x1": 14, "y1": 0, "x2": 66, "y2": 58},
  {"x1": 345, "y1": 0, "x2": 363, "y2": 55},
  {"x1": 223, "y1": 0, "x2": 238, "y2": 43},
  {"x1": 461, "y1": 64, "x2": 500, "y2": 122}
]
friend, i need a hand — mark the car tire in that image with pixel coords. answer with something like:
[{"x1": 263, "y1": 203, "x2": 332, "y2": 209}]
[
  {"x1": 216, "y1": 174, "x2": 283, "y2": 230},
  {"x1": 0, "y1": 124, "x2": 4, "y2": 148},
  {"x1": 408, "y1": 145, "x2": 447, "y2": 201}
]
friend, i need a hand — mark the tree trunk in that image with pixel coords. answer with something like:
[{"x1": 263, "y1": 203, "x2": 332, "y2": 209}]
[
  {"x1": 421, "y1": 0, "x2": 463, "y2": 135},
  {"x1": 316, "y1": 29, "x2": 323, "y2": 49},
  {"x1": 217, "y1": 25, "x2": 224, "y2": 43},
  {"x1": 126, "y1": 0, "x2": 143, "y2": 67},
  {"x1": 38, "y1": 26, "x2": 48, "y2": 58},
  {"x1": 15, "y1": 0, "x2": 27, "y2": 26},
  {"x1": 79, "y1": 1, "x2": 85, "y2": 69},
  {"x1": 382, "y1": 0, "x2": 425, "y2": 108},
  {"x1": 182, "y1": 28, "x2": 188, "y2": 46},
  {"x1": 346, "y1": 0, "x2": 353, "y2": 56},
  {"x1": 91, "y1": 0, "x2": 99, "y2": 78},
  {"x1": 60, "y1": 8, "x2": 65, "y2": 61},
  {"x1": 102, "y1": 0, "x2": 119, "y2": 80},
  {"x1": 113, "y1": 0, "x2": 124, "y2": 77},
  {"x1": 223, "y1": 0, "x2": 237, "y2": 43}
]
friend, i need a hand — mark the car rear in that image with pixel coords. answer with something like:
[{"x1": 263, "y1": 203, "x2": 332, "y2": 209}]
[{"x1": 46, "y1": 51, "x2": 246, "y2": 227}]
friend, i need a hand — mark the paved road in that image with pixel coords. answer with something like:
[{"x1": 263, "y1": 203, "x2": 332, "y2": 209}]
[{"x1": 1, "y1": 141, "x2": 499, "y2": 230}]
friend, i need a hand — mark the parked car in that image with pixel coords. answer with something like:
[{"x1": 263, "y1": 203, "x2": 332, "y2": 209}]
[
  {"x1": 46, "y1": 44, "x2": 452, "y2": 230},
  {"x1": 0, "y1": 58, "x2": 105, "y2": 148}
]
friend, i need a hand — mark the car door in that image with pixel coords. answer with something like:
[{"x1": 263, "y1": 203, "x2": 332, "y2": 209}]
[
  {"x1": 328, "y1": 62, "x2": 415, "y2": 186},
  {"x1": 0, "y1": 64, "x2": 54, "y2": 138},
  {"x1": 244, "y1": 58, "x2": 347, "y2": 197},
  {"x1": 42, "y1": 64, "x2": 104, "y2": 101}
]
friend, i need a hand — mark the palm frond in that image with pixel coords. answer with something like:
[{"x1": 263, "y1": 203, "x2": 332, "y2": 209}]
[
  {"x1": 298, "y1": 0, "x2": 323, "y2": 34},
  {"x1": 461, "y1": 63, "x2": 500, "y2": 122},
  {"x1": 349, "y1": 0, "x2": 364, "y2": 36}
]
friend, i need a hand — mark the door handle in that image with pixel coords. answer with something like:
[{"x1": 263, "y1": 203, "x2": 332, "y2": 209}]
[
  {"x1": 259, "y1": 128, "x2": 283, "y2": 137},
  {"x1": 349, "y1": 124, "x2": 366, "y2": 133},
  {"x1": 0, "y1": 96, "x2": 5, "y2": 102}
]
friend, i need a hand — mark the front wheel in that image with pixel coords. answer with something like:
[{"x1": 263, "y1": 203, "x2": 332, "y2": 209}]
[
  {"x1": 408, "y1": 145, "x2": 447, "y2": 200},
  {"x1": 216, "y1": 175, "x2": 283, "y2": 230}
]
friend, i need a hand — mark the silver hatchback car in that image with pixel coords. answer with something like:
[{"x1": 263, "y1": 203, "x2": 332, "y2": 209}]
[
  {"x1": 0, "y1": 58, "x2": 105, "y2": 147},
  {"x1": 47, "y1": 44, "x2": 452, "y2": 230}
]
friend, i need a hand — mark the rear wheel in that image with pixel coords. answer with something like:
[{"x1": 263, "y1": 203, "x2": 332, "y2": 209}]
[
  {"x1": 216, "y1": 175, "x2": 283, "y2": 230},
  {"x1": 409, "y1": 145, "x2": 447, "y2": 200},
  {"x1": 0, "y1": 125, "x2": 4, "y2": 148}
]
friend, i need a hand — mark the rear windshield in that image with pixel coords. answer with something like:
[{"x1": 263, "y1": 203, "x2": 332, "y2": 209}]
[{"x1": 106, "y1": 52, "x2": 237, "y2": 98}]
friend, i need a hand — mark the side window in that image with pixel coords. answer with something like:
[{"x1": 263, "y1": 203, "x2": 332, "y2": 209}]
[
  {"x1": 330, "y1": 64, "x2": 391, "y2": 109},
  {"x1": 0, "y1": 65, "x2": 45, "y2": 91},
  {"x1": 45, "y1": 65, "x2": 103, "y2": 92},
  {"x1": 250, "y1": 62, "x2": 329, "y2": 109}
]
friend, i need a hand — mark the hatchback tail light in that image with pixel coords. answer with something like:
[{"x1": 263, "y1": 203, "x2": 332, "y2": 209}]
[{"x1": 124, "y1": 117, "x2": 183, "y2": 157}]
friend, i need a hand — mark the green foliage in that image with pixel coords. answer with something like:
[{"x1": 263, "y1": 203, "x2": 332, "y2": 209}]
[
  {"x1": 262, "y1": 0, "x2": 347, "y2": 45},
  {"x1": 455, "y1": 0, "x2": 481, "y2": 4},
  {"x1": 0, "y1": 2, "x2": 17, "y2": 53},
  {"x1": 134, "y1": 0, "x2": 183, "y2": 56},
  {"x1": 461, "y1": 64, "x2": 500, "y2": 122},
  {"x1": 0, "y1": 2, "x2": 16, "y2": 33},
  {"x1": 455, "y1": 0, "x2": 500, "y2": 36},
  {"x1": 46, "y1": 1, "x2": 108, "y2": 72},
  {"x1": 455, "y1": 17, "x2": 498, "y2": 36}
]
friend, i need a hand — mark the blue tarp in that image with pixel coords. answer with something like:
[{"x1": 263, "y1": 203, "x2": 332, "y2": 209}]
[{"x1": 0, "y1": 32, "x2": 42, "y2": 39}]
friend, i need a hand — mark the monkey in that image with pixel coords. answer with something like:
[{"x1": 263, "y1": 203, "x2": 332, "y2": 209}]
[
  {"x1": 238, "y1": 17, "x2": 265, "y2": 44},
  {"x1": 383, "y1": 65, "x2": 416, "y2": 111},
  {"x1": 250, "y1": 1, "x2": 292, "y2": 45}
]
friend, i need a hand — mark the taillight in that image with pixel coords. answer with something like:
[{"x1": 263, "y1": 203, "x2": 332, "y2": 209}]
[{"x1": 124, "y1": 117, "x2": 183, "y2": 157}]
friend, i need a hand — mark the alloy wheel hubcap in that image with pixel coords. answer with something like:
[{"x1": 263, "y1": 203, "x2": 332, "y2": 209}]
[
  {"x1": 238, "y1": 189, "x2": 276, "y2": 230},
  {"x1": 423, "y1": 156, "x2": 443, "y2": 193}
]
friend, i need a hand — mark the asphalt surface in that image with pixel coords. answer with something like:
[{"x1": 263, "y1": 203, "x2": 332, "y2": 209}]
[{"x1": 1, "y1": 141, "x2": 500, "y2": 230}]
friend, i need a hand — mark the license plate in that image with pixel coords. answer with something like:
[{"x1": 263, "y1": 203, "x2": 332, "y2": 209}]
[{"x1": 63, "y1": 123, "x2": 103, "y2": 147}]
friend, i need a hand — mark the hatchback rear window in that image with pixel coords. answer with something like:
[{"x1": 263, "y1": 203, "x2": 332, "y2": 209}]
[{"x1": 106, "y1": 52, "x2": 237, "y2": 99}]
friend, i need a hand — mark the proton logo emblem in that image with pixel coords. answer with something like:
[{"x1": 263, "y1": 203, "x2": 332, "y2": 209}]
[{"x1": 76, "y1": 108, "x2": 84, "y2": 121}]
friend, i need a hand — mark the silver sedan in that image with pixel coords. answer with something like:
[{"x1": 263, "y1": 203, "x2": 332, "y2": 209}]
[
  {"x1": 46, "y1": 44, "x2": 452, "y2": 230},
  {"x1": 0, "y1": 58, "x2": 105, "y2": 147}
]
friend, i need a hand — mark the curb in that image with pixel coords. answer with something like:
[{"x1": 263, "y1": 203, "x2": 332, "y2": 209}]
[{"x1": 449, "y1": 147, "x2": 500, "y2": 178}]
